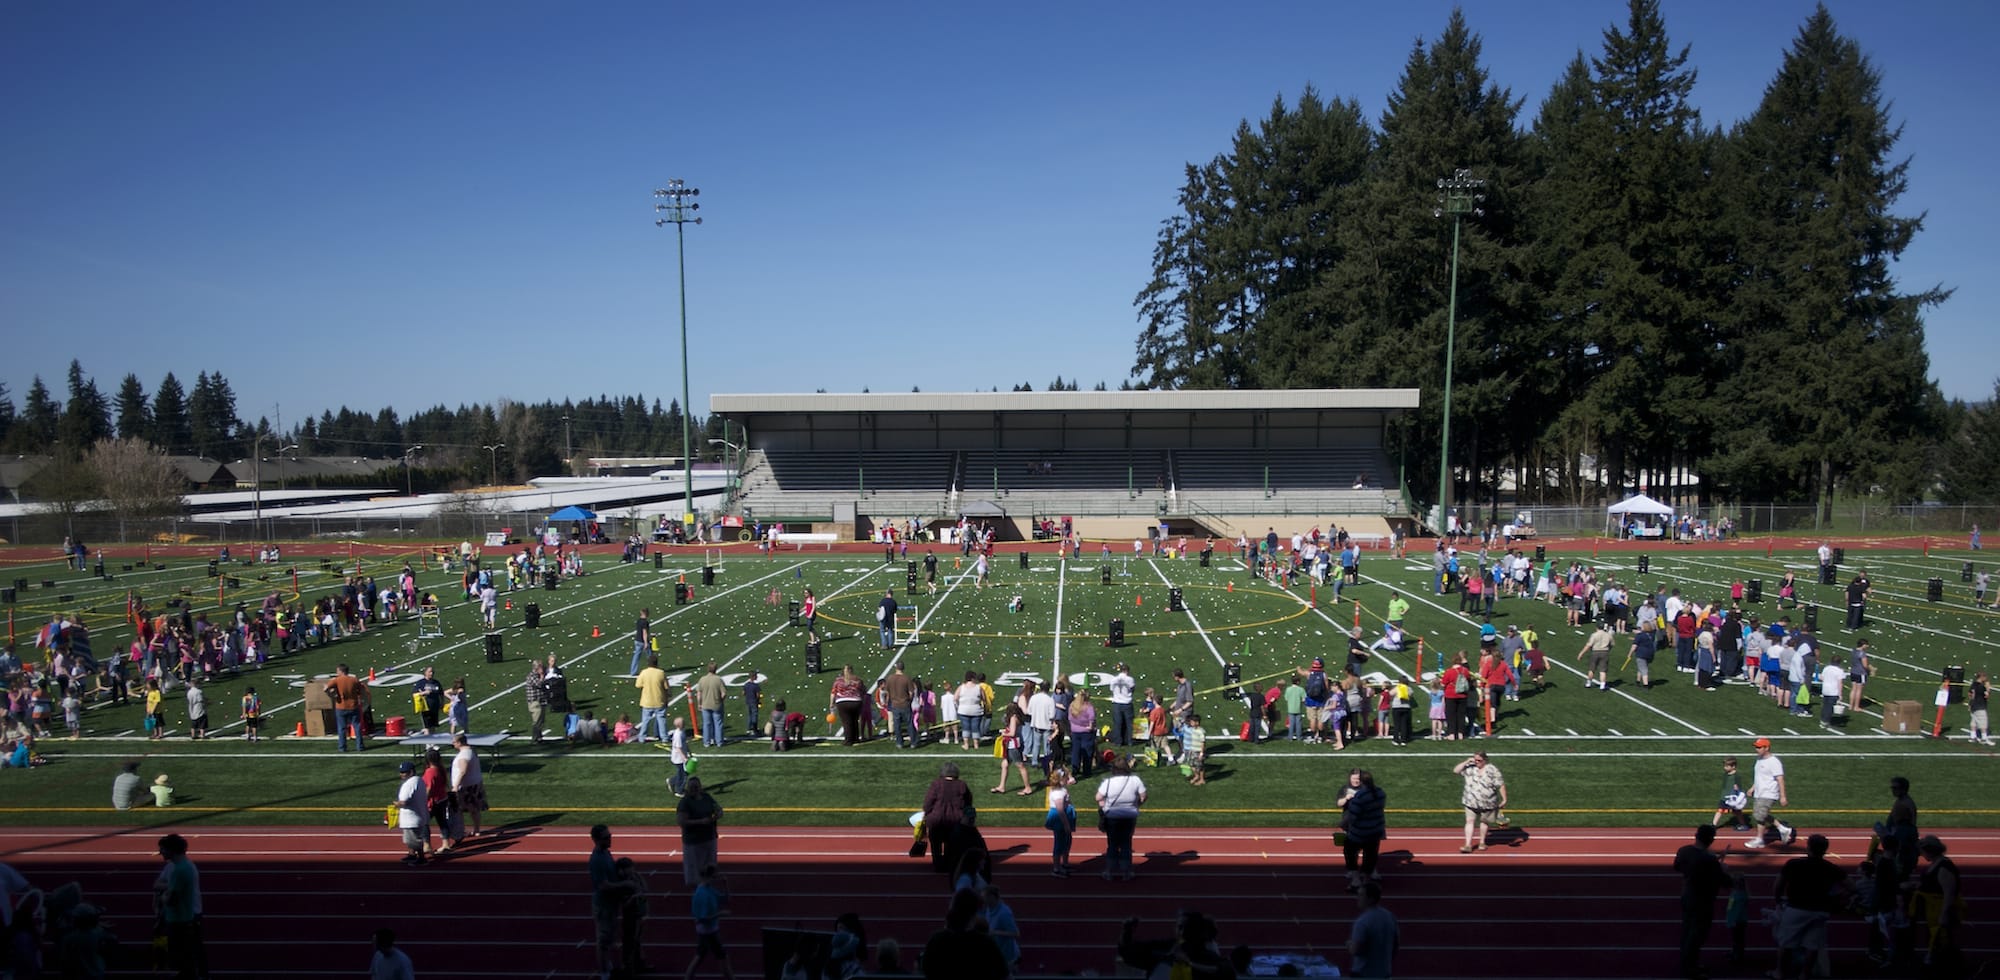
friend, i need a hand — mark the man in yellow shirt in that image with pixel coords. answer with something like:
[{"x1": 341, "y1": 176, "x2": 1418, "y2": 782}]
[{"x1": 635, "y1": 654, "x2": 671, "y2": 743}]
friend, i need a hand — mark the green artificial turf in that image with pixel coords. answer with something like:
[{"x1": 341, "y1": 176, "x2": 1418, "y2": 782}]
[{"x1": 4, "y1": 542, "x2": 1998, "y2": 830}]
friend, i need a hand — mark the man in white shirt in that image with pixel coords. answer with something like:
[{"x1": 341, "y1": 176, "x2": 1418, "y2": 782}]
[
  {"x1": 1108, "y1": 664, "x2": 1136, "y2": 746},
  {"x1": 1817, "y1": 662, "x2": 1847, "y2": 727},
  {"x1": 395, "y1": 761, "x2": 430, "y2": 864},
  {"x1": 1744, "y1": 738, "x2": 1791, "y2": 848},
  {"x1": 1026, "y1": 682, "x2": 1056, "y2": 768}
]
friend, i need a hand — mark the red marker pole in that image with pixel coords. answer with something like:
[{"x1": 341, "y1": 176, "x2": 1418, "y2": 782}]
[
  {"x1": 1308, "y1": 583, "x2": 1315, "y2": 609},
  {"x1": 1932, "y1": 684, "x2": 1950, "y2": 738},
  {"x1": 1353, "y1": 602, "x2": 1361, "y2": 630}
]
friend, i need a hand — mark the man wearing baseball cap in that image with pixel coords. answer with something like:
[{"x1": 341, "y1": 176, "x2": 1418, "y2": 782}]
[
  {"x1": 393, "y1": 760, "x2": 430, "y2": 864},
  {"x1": 1744, "y1": 738, "x2": 1793, "y2": 848},
  {"x1": 1303, "y1": 659, "x2": 1331, "y2": 744}
]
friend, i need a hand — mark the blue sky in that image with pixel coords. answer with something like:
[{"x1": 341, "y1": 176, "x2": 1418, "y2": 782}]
[{"x1": 3, "y1": 1, "x2": 1994, "y2": 437}]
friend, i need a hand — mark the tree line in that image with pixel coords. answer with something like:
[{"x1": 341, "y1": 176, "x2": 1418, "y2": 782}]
[
  {"x1": 1131, "y1": 2, "x2": 1993, "y2": 512},
  {"x1": 0, "y1": 362, "x2": 722, "y2": 494}
]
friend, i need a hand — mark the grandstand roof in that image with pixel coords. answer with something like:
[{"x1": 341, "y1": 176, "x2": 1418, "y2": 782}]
[{"x1": 712, "y1": 389, "x2": 1419, "y2": 414}]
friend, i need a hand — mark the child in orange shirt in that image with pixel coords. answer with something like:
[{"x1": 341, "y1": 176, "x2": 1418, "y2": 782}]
[{"x1": 1145, "y1": 689, "x2": 1172, "y2": 764}]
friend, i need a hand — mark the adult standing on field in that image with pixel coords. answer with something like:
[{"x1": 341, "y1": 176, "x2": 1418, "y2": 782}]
[
  {"x1": 1577, "y1": 622, "x2": 1614, "y2": 692},
  {"x1": 694, "y1": 663, "x2": 728, "y2": 747},
  {"x1": 1845, "y1": 570, "x2": 1872, "y2": 631},
  {"x1": 524, "y1": 660, "x2": 549, "y2": 745},
  {"x1": 635, "y1": 655, "x2": 671, "y2": 743},
  {"x1": 1744, "y1": 738, "x2": 1789, "y2": 849},
  {"x1": 628, "y1": 608, "x2": 651, "y2": 676},
  {"x1": 325, "y1": 664, "x2": 370, "y2": 752},
  {"x1": 1108, "y1": 662, "x2": 1136, "y2": 746},
  {"x1": 883, "y1": 663, "x2": 919, "y2": 749},
  {"x1": 877, "y1": 590, "x2": 899, "y2": 648},
  {"x1": 1440, "y1": 654, "x2": 1473, "y2": 741},
  {"x1": 1453, "y1": 751, "x2": 1506, "y2": 853},
  {"x1": 1848, "y1": 639, "x2": 1873, "y2": 712}
]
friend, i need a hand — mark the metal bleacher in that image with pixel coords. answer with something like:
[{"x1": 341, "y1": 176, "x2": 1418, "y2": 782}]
[{"x1": 959, "y1": 449, "x2": 1167, "y2": 497}]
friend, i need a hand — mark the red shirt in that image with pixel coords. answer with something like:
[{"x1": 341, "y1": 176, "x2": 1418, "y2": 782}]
[{"x1": 1442, "y1": 665, "x2": 1472, "y2": 701}]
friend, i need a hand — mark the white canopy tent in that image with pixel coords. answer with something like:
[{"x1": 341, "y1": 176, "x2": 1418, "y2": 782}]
[{"x1": 1606, "y1": 493, "x2": 1675, "y2": 538}]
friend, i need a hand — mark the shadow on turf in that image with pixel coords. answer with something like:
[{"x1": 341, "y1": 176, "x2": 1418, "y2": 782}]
[{"x1": 0, "y1": 780, "x2": 389, "y2": 858}]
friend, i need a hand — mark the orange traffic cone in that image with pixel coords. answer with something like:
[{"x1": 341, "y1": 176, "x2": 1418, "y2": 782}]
[
  {"x1": 505, "y1": 599, "x2": 512, "y2": 611},
  {"x1": 1227, "y1": 582, "x2": 1234, "y2": 592},
  {"x1": 678, "y1": 573, "x2": 686, "y2": 584},
  {"x1": 293, "y1": 721, "x2": 306, "y2": 737},
  {"x1": 591, "y1": 626, "x2": 602, "y2": 638},
  {"x1": 368, "y1": 667, "x2": 376, "y2": 682},
  {"x1": 1135, "y1": 595, "x2": 1143, "y2": 607}
]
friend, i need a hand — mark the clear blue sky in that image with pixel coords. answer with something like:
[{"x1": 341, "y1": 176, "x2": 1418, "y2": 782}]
[{"x1": 3, "y1": 0, "x2": 1994, "y2": 437}]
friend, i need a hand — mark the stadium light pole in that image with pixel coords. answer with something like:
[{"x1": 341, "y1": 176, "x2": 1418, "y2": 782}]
[
  {"x1": 560, "y1": 415, "x2": 573, "y2": 473},
  {"x1": 1433, "y1": 168, "x2": 1485, "y2": 534},
  {"x1": 402, "y1": 445, "x2": 424, "y2": 496},
  {"x1": 656, "y1": 180, "x2": 702, "y2": 535},
  {"x1": 482, "y1": 443, "x2": 506, "y2": 487}
]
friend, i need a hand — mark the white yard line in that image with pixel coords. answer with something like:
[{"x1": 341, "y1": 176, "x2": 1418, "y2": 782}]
[
  {"x1": 872, "y1": 565, "x2": 974, "y2": 686},
  {"x1": 1146, "y1": 559, "x2": 1228, "y2": 668},
  {"x1": 1050, "y1": 557, "x2": 1067, "y2": 682}
]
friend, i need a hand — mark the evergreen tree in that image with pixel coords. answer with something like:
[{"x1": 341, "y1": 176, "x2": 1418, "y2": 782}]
[
  {"x1": 1134, "y1": 87, "x2": 1373, "y2": 390},
  {"x1": 1937, "y1": 381, "x2": 2000, "y2": 503},
  {"x1": 1716, "y1": 5, "x2": 1946, "y2": 510},
  {"x1": 114, "y1": 373, "x2": 151, "y2": 441},
  {"x1": 0, "y1": 380, "x2": 13, "y2": 447},
  {"x1": 17, "y1": 376, "x2": 60, "y2": 453},
  {"x1": 1327, "y1": 10, "x2": 1529, "y2": 510},
  {"x1": 187, "y1": 371, "x2": 242, "y2": 459},
  {"x1": 151, "y1": 373, "x2": 191, "y2": 453},
  {"x1": 57, "y1": 360, "x2": 113, "y2": 453}
]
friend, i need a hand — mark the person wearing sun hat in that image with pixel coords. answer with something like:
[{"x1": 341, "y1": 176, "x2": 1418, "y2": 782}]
[{"x1": 1743, "y1": 738, "x2": 1792, "y2": 848}]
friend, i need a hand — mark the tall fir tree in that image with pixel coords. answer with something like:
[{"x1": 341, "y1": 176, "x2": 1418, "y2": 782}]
[
  {"x1": 0, "y1": 380, "x2": 14, "y2": 448},
  {"x1": 1326, "y1": 9, "x2": 1529, "y2": 511},
  {"x1": 57, "y1": 360, "x2": 114, "y2": 454},
  {"x1": 151, "y1": 373, "x2": 191, "y2": 453},
  {"x1": 17, "y1": 376, "x2": 61, "y2": 453},
  {"x1": 1716, "y1": 4, "x2": 1945, "y2": 509},
  {"x1": 114, "y1": 373, "x2": 151, "y2": 442}
]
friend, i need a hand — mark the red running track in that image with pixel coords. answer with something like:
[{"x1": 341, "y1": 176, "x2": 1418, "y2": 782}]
[{"x1": 1, "y1": 825, "x2": 1992, "y2": 978}]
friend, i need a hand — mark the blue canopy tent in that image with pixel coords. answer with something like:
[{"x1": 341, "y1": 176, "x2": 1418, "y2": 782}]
[{"x1": 548, "y1": 505, "x2": 598, "y2": 523}]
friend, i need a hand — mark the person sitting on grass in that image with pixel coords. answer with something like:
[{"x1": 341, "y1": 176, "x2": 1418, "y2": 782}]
[{"x1": 150, "y1": 773, "x2": 175, "y2": 807}]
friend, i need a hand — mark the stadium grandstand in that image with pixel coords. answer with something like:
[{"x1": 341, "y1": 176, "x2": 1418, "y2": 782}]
[{"x1": 711, "y1": 389, "x2": 1418, "y2": 543}]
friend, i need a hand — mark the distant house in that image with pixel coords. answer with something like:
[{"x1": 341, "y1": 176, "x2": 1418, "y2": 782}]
[
  {"x1": 163, "y1": 457, "x2": 236, "y2": 490},
  {"x1": 0, "y1": 456, "x2": 53, "y2": 504},
  {"x1": 230, "y1": 456, "x2": 393, "y2": 489}
]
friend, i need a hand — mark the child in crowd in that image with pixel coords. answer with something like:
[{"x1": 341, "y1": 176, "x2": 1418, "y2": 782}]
[
  {"x1": 61, "y1": 688, "x2": 82, "y2": 739},
  {"x1": 614, "y1": 713, "x2": 636, "y2": 745},
  {"x1": 1145, "y1": 690, "x2": 1172, "y2": 765},
  {"x1": 240, "y1": 686, "x2": 262, "y2": 743},
  {"x1": 1044, "y1": 765, "x2": 1076, "y2": 877},
  {"x1": 1713, "y1": 756, "x2": 1750, "y2": 831},
  {"x1": 447, "y1": 679, "x2": 469, "y2": 734},
  {"x1": 151, "y1": 773, "x2": 175, "y2": 807},
  {"x1": 1181, "y1": 714, "x2": 1208, "y2": 786},
  {"x1": 1426, "y1": 679, "x2": 1447, "y2": 740}
]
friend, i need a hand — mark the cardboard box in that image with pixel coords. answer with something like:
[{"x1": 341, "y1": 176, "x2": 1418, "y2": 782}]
[
  {"x1": 302, "y1": 676, "x2": 333, "y2": 711},
  {"x1": 303, "y1": 708, "x2": 336, "y2": 737},
  {"x1": 1881, "y1": 700, "x2": 1923, "y2": 734}
]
